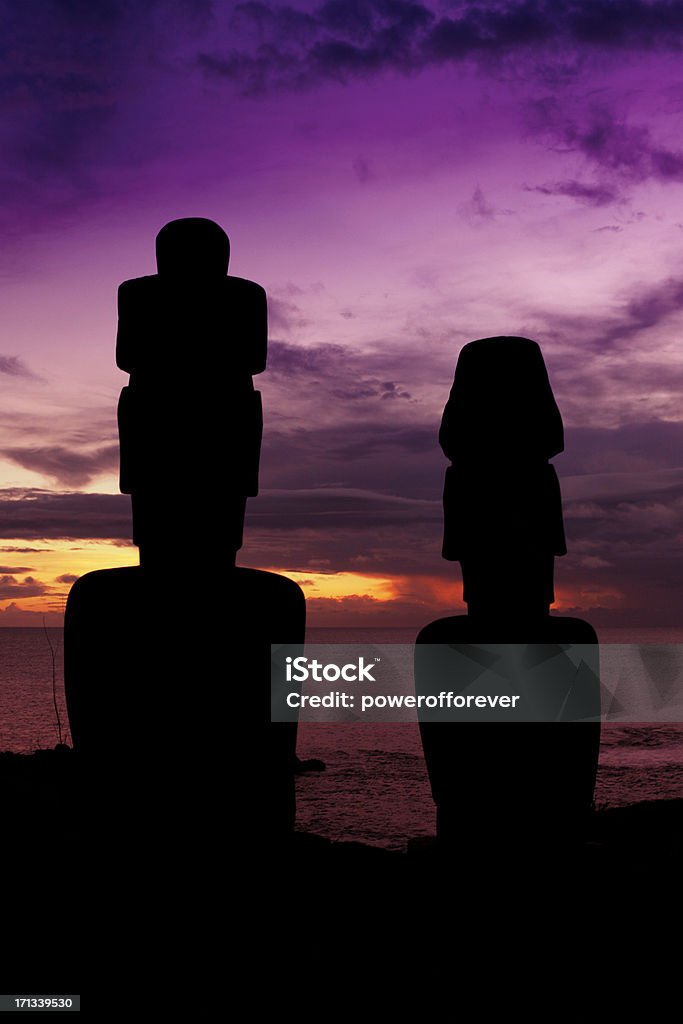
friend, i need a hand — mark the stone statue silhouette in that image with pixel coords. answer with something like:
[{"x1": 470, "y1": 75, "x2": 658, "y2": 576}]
[
  {"x1": 439, "y1": 336, "x2": 566, "y2": 617},
  {"x1": 416, "y1": 336, "x2": 601, "y2": 848},
  {"x1": 116, "y1": 217, "x2": 267, "y2": 563},
  {"x1": 64, "y1": 218, "x2": 305, "y2": 850}
]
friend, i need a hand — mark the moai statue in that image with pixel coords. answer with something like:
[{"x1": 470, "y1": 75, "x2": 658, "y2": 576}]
[
  {"x1": 116, "y1": 217, "x2": 267, "y2": 564},
  {"x1": 415, "y1": 337, "x2": 601, "y2": 848},
  {"x1": 65, "y1": 219, "x2": 305, "y2": 853}
]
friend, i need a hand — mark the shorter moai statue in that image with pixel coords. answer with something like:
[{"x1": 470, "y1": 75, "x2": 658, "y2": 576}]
[
  {"x1": 415, "y1": 337, "x2": 601, "y2": 848},
  {"x1": 64, "y1": 218, "x2": 305, "y2": 933}
]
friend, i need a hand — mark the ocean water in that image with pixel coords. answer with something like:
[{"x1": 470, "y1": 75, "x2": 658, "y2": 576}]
[
  {"x1": 296, "y1": 627, "x2": 683, "y2": 850},
  {"x1": 2, "y1": 626, "x2": 681, "y2": 852},
  {"x1": 0, "y1": 629, "x2": 70, "y2": 751}
]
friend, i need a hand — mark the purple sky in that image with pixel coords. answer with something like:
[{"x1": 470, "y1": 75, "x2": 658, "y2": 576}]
[{"x1": 2, "y1": 0, "x2": 683, "y2": 626}]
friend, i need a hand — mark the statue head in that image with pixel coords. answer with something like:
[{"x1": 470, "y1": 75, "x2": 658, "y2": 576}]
[
  {"x1": 155, "y1": 218, "x2": 230, "y2": 278},
  {"x1": 449, "y1": 335, "x2": 563, "y2": 459}
]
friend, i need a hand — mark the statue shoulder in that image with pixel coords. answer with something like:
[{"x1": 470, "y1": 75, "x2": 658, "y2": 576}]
[
  {"x1": 226, "y1": 276, "x2": 266, "y2": 302},
  {"x1": 118, "y1": 275, "x2": 159, "y2": 307}
]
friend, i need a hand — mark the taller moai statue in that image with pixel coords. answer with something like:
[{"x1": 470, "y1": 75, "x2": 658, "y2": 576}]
[
  {"x1": 116, "y1": 217, "x2": 267, "y2": 563},
  {"x1": 415, "y1": 337, "x2": 601, "y2": 848},
  {"x1": 65, "y1": 219, "x2": 305, "y2": 849}
]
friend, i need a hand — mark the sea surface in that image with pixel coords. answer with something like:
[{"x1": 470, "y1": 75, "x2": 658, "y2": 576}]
[
  {"x1": 1, "y1": 626, "x2": 682, "y2": 851},
  {"x1": 0, "y1": 629, "x2": 70, "y2": 751}
]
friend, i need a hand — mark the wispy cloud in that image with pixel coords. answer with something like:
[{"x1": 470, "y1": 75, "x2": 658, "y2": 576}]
[
  {"x1": 526, "y1": 179, "x2": 620, "y2": 207},
  {"x1": 0, "y1": 574, "x2": 50, "y2": 600},
  {"x1": 0, "y1": 355, "x2": 38, "y2": 379},
  {"x1": 2, "y1": 444, "x2": 119, "y2": 488},
  {"x1": 55, "y1": 572, "x2": 80, "y2": 584},
  {"x1": 527, "y1": 99, "x2": 683, "y2": 190},
  {"x1": 0, "y1": 489, "x2": 131, "y2": 540},
  {"x1": 266, "y1": 340, "x2": 414, "y2": 404}
]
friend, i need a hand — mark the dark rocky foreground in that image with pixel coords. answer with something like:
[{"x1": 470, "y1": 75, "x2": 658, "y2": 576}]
[
  {"x1": 1, "y1": 748, "x2": 680, "y2": 1012},
  {"x1": 2, "y1": 745, "x2": 679, "y2": 867},
  {"x1": 0, "y1": 746, "x2": 79, "y2": 844},
  {"x1": 273, "y1": 799, "x2": 682, "y2": 1017},
  {"x1": 0, "y1": 746, "x2": 80, "y2": 992}
]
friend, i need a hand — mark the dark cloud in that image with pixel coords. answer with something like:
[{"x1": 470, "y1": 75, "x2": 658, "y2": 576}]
[
  {"x1": 266, "y1": 340, "x2": 416, "y2": 404},
  {"x1": 0, "y1": 355, "x2": 37, "y2": 378},
  {"x1": 614, "y1": 277, "x2": 683, "y2": 341},
  {"x1": 597, "y1": 275, "x2": 683, "y2": 353},
  {"x1": 0, "y1": 546, "x2": 54, "y2": 553},
  {"x1": 251, "y1": 486, "x2": 440, "y2": 530},
  {"x1": 527, "y1": 179, "x2": 620, "y2": 206},
  {"x1": 267, "y1": 297, "x2": 311, "y2": 333},
  {"x1": 55, "y1": 572, "x2": 80, "y2": 584},
  {"x1": 204, "y1": 0, "x2": 435, "y2": 93},
  {"x1": 0, "y1": 4, "x2": 130, "y2": 231},
  {"x1": 0, "y1": 574, "x2": 50, "y2": 600},
  {"x1": 302, "y1": 592, "x2": 458, "y2": 628},
  {"x1": 0, "y1": 601, "x2": 64, "y2": 626},
  {"x1": 0, "y1": 489, "x2": 131, "y2": 540},
  {"x1": 259, "y1": 418, "x2": 442, "y2": 498},
  {"x1": 567, "y1": 0, "x2": 683, "y2": 49},
  {"x1": 4, "y1": 0, "x2": 683, "y2": 249},
  {"x1": 353, "y1": 156, "x2": 373, "y2": 182},
  {"x1": 562, "y1": 421, "x2": 683, "y2": 478},
  {"x1": 232, "y1": 0, "x2": 318, "y2": 40},
  {"x1": 528, "y1": 100, "x2": 683, "y2": 188},
  {"x1": 562, "y1": 468, "x2": 683, "y2": 506},
  {"x1": 380, "y1": 381, "x2": 411, "y2": 400},
  {"x1": 0, "y1": 0, "x2": 212, "y2": 239},
  {"x1": 459, "y1": 186, "x2": 497, "y2": 221},
  {"x1": 2, "y1": 444, "x2": 119, "y2": 487},
  {"x1": 533, "y1": 272, "x2": 683, "y2": 374},
  {"x1": 0, "y1": 566, "x2": 34, "y2": 574},
  {"x1": 200, "y1": 1, "x2": 683, "y2": 94},
  {"x1": 268, "y1": 339, "x2": 346, "y2": 375},
  {"x1": 557, "y1": 487, "x2": 683, "y2": 627},
  {"x1": 0, "y1": 406, "x2": 120, "y2": 462},
  {"x1": 547, "y1": 432, "x2": 683, "y2": 627},
  {"x1": 243, "y1": 511, "x2": 444, "y2": 580}
]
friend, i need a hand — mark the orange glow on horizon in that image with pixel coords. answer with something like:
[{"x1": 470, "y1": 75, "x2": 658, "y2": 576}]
[
  {"x1": 268, "y1": 569, "x2": 625, "y2": 613},
  {"x1": 0, "y1": 551, "x2": 628, "y2": 628},
  {"x1": 0, "y1": 539, "x2": 138, "y2": 623},
  {"x1": 267, "y1": 569, "x2": 397, "y2": 601},
  {"x1": 258, "y1": 568, "x2": 464, "y2": 612}
]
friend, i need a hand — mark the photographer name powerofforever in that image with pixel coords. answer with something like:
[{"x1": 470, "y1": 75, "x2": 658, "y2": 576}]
[{"x1": 286, "y1": 692, "x2": 521, "y2": 710}]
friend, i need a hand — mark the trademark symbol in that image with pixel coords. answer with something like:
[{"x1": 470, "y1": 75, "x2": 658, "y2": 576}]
[{"x1": 374, "y1": 657, "x2": 381, "y2": 662}]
